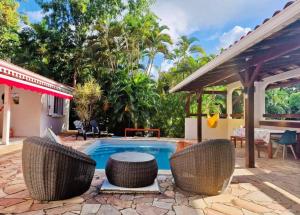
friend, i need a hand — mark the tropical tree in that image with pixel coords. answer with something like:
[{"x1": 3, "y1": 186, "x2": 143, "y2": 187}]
[
  {"x1": 0, "y1": 0, "x2": 20, "y2": 60},
  {"x1": 144, "y1": 25, "x2": 172, "y2": 76},
  {"x1": 74, "y1": 79, "x2": 102, "y2": 124}
]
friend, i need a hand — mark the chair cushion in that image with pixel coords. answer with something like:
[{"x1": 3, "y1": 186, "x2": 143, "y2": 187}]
[{"x1": 43, "y1": 128, "x2": 61, "y2": 144}]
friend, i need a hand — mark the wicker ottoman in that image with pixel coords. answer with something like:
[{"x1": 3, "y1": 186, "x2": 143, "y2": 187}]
[{"x1": 105, "y1": 152, "x2": 158, "y2": 188}]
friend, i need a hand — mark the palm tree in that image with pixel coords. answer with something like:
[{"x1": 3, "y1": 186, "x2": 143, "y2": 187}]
[{"x1": 144, "y1": 25, "x2": 172, "y2": 76}]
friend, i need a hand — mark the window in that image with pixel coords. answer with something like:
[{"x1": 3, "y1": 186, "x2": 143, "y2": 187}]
[{"x1": 48, "y1": 95, "x2": 64, "y2": 116}]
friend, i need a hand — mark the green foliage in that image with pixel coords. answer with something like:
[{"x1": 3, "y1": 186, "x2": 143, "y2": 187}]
[
  {"x1": 266, "y1": 85, "x2": 300, "y2": 119},
  {"x1": 74, "y1": 79, "x2": 102, "y2": 124},
  {"x1": 152, "y1": 93, "x2": 185, "y2": 138},
  {"x1": 288, "y1": 92, "x2": 300, "y2": 114},
  {"x1": 107, "y1": 71, "x2": 159, "y2": 129},
  {"x1": 0, "y1": 0, "x2": 20, "y2": 59}
]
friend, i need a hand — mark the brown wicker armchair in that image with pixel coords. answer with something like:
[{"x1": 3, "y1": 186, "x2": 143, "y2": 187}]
[
  {"x1": 170, "y1": 139, "x2": 235, "y2": 196},
  {"x1": 22, "y1": 137, "x2": 96, "y2": 201}
]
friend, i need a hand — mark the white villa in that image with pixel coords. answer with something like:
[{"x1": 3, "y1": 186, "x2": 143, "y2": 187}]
[{"x1": 0, "y1": 60, "x2": 73, "y2": 145}]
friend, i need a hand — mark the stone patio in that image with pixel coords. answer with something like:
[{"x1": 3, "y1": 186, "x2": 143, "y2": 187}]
[{"x1": 0, "y1": 138, "x2": 299, "y2": 215}]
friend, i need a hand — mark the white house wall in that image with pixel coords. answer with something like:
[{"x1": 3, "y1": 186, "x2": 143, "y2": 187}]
[
  {"x1": 0, "y1": 86, "x2": 41, "y2": 136},
  {"x1": 40, "y1": 95, "x2": 70, "y2": 135}
]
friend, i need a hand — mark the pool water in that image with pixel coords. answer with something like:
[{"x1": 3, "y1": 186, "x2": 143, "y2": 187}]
[{"x1": 85, "y1": 139, "x2": 176, "y2": 170}]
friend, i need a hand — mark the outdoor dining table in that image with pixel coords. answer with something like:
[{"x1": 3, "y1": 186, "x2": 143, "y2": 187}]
[{"x1": 233, "y1": 128, "x2": 286, "y2": 158}]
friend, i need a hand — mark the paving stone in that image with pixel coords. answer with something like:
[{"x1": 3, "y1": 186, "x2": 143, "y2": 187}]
[
  {"x1": 81, "y1": 203, "x2": 101, "y2": 214},
  {"x1": 136, "y1": 204, "x2": 168, "y2": 215},
  {"x1": 203, "y1": 194, "x2": 235, "y2": 204},
  {"x1": 164, "y1": 191, "x2": 175, "y2": 198},
  {"x1": 120, "y1": 195, "x2": 134, "y2": 201},
  {"x1": 243, "y1": 191, "x2": 274, "y2": 202},
  {"x1": 0, "y1": 189, "x2": 7, "y2": 198},
  {"x1": 4, "y1": 190, "x2": 30, "y2": 199},
  {"x1": 0, "y1": 199, "x2": 33, "y2": 214},
  {"x1": 211, "y1": 203, "x2": 243, "y2": 215},
  {"x1": 133, "y1": 197, "x2": 153, "y2": 204},
  {"x1": 96, "y1": 205, "x2": 121, "y2": 215},
  {"x1": 152, "y1": 200, "x2": 173, "y2": 210},
  {"x1": 241, "y1": 209, "x2": 259, "y2": 215},
  {"x1": 239, "y1": 183, "x2": 259, "y2": 191},
  {"x1": 120, "y1": 208, "x2": 139, "y2": 215},
  {"x1": 106, "y1": 196, "x2": 132, "y2": 209},
  {"x1": 158, "y1": 198, "x2": 175, "y2": 203},
  {"x1": 232, "y1": 198, "x2": 272, "y2": 213},
  {"x1": 175, "y1": 193, "x2": 188, "y2": 205},
  {"x1": 190, "y1": 198, "x2": 207, "y2": 209},
  {"x1": 19, "y1": 209, "x2": 45, "y2": 215},
  {"x1": 173, "y1": 205, "x2": 198, "y2": 215},
  {"x1": 0, "y1": 197, "x2": 25, "y2": 207},
  {"x1": 204, "y1": 208, "x2": 226, "y2": 215},
  {"x1": 45, "y1": 204, "x2": 82, "y2": 215},
  {"x1": 94, "y1": 196, "x2": 107, "y2": 204},
  {"x1": 30, "y1": 202, "x2": 63, "y2": 211},
  {"x1": 51, "y1": 196, "x2": 85, "y2": 204},
  {"x1": 3, "y1": 183, "x2": 27, "y2": 194}
]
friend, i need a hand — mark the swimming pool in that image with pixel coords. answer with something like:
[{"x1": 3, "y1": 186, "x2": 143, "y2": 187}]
[{"x1": 85, "y1": 139, "x2": 176, "y2": 170}]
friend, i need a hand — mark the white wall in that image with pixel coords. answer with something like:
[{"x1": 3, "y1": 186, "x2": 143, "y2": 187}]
[
  {"x1": 0, "y1": 85, "x2": 70, "y2": 137},
  {"x1": 185, "y1": 117, "x2": 244, "y2": 141},
  {"x1": 0, "y1": 86, "x2": 41, "y2": 136},
  {"x1": 40, "y1": 95, "x2": 70, "y2": 135}
]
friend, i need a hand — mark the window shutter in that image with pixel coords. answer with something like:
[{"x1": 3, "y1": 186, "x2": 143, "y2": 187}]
[{"x1": 48, "y1": 95, "x2": 54, "y2": 116}]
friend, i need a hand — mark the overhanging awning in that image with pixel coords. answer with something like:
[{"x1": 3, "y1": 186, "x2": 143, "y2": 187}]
[
  {"x1": 0, "y1": 60, "x2": 73, "y2": 99},
  {"x1": 170, "y1": 1, "x2": 300, "y2": 92}
]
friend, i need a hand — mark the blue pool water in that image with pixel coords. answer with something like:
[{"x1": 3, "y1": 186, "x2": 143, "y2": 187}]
[{"x1": 85, "y1": 139, "x2": 176, "y2": 170}]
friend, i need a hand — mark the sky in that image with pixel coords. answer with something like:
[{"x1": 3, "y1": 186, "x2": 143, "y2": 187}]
[{"x1": 18, "y1": 0, "x2": 290, "y2": 76}]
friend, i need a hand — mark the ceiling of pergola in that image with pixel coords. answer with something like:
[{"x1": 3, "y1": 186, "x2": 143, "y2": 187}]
[{"x1": 179, "y1": 19, "x2": 300, "y2": 92}]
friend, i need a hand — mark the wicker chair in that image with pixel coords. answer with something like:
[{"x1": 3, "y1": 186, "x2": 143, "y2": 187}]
[
  {"x1": 170, "y1": 139, "x2": 235, "y2": 196},
  {"x1": 22, "y1": 137, "x2": 96, "y2": 201}
]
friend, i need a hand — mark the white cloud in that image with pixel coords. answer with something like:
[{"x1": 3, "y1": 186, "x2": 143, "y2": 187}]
[
  {"x1": 218, "y1": 26, "x2": 251, "y2": 50},
  {"x1": 160, "y1": 60, "x2": 174, "y2": 72},
  {"x1": 152, "y1": 0, "x2": 288, "y2": 41},
  {"x1": 26, "y1": 10, "x2": 44, "y2": 23}
]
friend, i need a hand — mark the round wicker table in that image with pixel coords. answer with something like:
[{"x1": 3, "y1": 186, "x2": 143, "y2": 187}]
[{"x1": 105, "y1": 152, "x2": 158, "y2": 188}]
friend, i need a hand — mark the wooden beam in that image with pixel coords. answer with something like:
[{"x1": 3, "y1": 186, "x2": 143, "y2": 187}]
[
  {"x1": 248, "y1": 38, "x2": 300, "y2": 66},
  {"x1": 244, "y1": 84, "x2": 255, "y2": 168},
  {"x1": 249, "y1": 63, "x2": 263, "y2": 85},
  {"x1": 203, "y1": 90, "x2": 227, "y2": 95},
  {"x1": 266, "y1": 78, "x2": 300, "y2": 90},
  {"x1": 197, "y1": 90, "x2": 203, "y2": 142},
  {"x1": 185, "y1": 93, "x2": 191, "y2": 117},
  {"x1": 259, "y1": 120, "x2": 300, "y2": 128},
  {"x1": 263, "y1": 113, "x2": 300, "y2": 119}
]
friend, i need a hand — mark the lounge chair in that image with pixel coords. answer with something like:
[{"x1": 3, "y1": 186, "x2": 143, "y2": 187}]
[
  {"x1": 22, "y1": 136, "x2": 96, "y2": 200},
  {"x1": 170, "y1": 139, "x2": 235, "y2": 196},
  {"x1": 73, "y1": 120, "x2": 93, "y2": 140}
]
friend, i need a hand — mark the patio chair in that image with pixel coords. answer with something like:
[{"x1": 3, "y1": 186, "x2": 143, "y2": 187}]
[
  {"x1": 90, "y1": 120, "x2": 101, "y2": 137},
  {"x1": 73, "y1": 120, "x2": 93, "y2": 140},
  {"x1": 170, "y1": 139, "x2": 235, "y2": 196},
  {"x1": 22, "y1": 136, "x2": 96, "y2": 201},
  {"x1": 273, "y1": 130, "x2": 298, "y2": 160}
]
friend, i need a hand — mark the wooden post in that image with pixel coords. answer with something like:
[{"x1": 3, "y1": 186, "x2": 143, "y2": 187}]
[
  {"x1": 244, "y1": 84, "x2": 255, "y2": 168},
  {"x1": 2, "y1": 85, "x2": 11, "y2": 145},
  {"x1": 185, "y1": 94, "x2": 191, "y2": 117},
  {"x1": 197, "y1": 91, "x2": 203, "y2": 142}
]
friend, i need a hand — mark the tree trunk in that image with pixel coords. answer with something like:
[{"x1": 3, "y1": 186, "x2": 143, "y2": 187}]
[{"x1": 73, "y1": 70, "x2": 77, "y2": 87}]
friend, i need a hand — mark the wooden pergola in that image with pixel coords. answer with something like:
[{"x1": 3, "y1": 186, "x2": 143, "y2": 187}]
[{"x1": 170, "y1": 1, "x2": 300, "y2": 168}]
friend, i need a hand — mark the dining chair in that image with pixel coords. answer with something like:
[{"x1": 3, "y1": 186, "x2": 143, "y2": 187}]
[{"x1": 273, "y1": 130, "x2": 298, "y2": 160}]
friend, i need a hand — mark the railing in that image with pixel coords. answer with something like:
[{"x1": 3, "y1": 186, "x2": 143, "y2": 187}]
[
  {"x1": 186, "y1": 113, "x2": 244, "y2": 119},
  {"x1": 263, "y1": 114, "x2": 300, "y2": 119}
]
